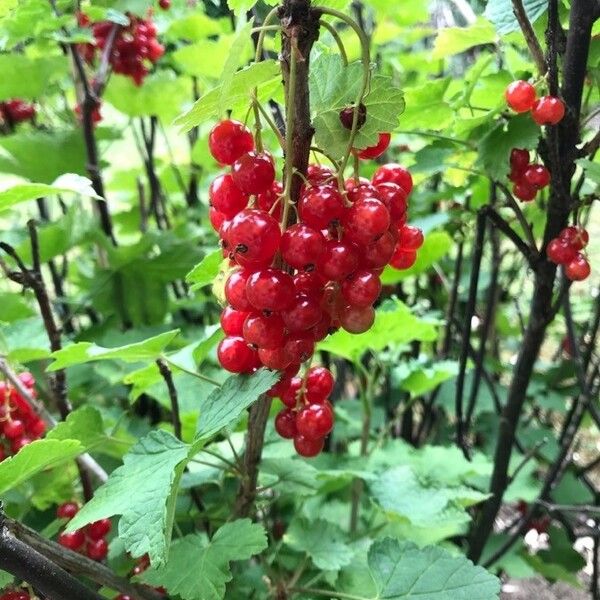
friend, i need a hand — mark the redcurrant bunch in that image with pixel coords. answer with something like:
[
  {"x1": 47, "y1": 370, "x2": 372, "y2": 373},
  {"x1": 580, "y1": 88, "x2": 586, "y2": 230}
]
[
  {"x1": 0, "y1": 590, "x2": 30, "y2": 600},
  {"x1": 0, "y1": 99, "x2": 36, "y2": 125},
  {"x1": 56, "y1": 502, "x2": 112, "y2": 561},
  {"x1": 508, "y1": 148, "x2": 551, "y2": 202},
  {"x1": 0, "y1": 373, "x2": 45, "y2": 460},
  {"x1": 546, "y1": 225, "x2": 591, "y2": 282},
  {"x1": 505, "y1": 80, "x2": 565, "y2": 126},
  {"x1": 208, "y1": 119, "x2": 424, "y2": 457}
]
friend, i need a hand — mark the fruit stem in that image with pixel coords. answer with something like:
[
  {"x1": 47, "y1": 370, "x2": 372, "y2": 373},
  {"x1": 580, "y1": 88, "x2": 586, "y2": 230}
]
[
  {"x1": 319, "y1": 20, "x2": 348, "y2": 65},
  {"x1": 255, "y1": 98, "x2": 285, "y2": 148}
]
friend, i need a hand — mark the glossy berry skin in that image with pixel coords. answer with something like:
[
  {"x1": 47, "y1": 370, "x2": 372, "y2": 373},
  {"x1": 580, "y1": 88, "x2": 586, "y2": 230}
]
[
  {"x1": 282, "y1": 294, "x2": 323, "y2": 332},
  {"x1": 320, "y1": 240, "x2": 359, "y2": 281},
  {"x1": 258, "y1": 346, "x2": 292, "y2": 371},
  {"x1": 339, "y1": 304, "x2": 375, "y2": 334},
  {"x1": 158, "y1": 0, "x2": 170, "y2": 8},
  {"x1": 296, "y1": 402, "x2": 333, "y2": 439},
  {"x1": 375, "y1": 182, "x2": 408, "y2": 221},
  {"x1": 505, "y1": 80, "x2": 536, "y2": 113},
  {"x1": 58, "y1": 530, "x2": 86, "y2": 550},
  {"x1": 565, "y1": 253, "x2": 591, "y2": 281},
  {"x1": 87, "y1": 538, "x2": 109, "y2": 561},
  {"x1": 11, "y1": 437, "x2": 31, "y2": 453},
  {"x1": 306, "y1": 367, "x2": 334, "y2": 402},
  {"x1": 115, "y1": 596, "x2": 133, "y2": 600},
  {"x1": 257, "y1": 180, "x2": 283, "y2": 219},
  {"x1": 343, "y1": 198, "x2": 390, "y2": 246},
  {"x1": 523, "y1": 165, "x2": 551, "y2": 189},
  {"x1": 356, "y1": 132, "x2": 391, "y2": 159},
  {"x1": 228, "y1": 209, "x2": 281, "y2": 267},
  {"x1": 220, "y1": 307, "x2": 249, "y2": 336},
  {"x1": 275, "y1": 409, "x2": 297, "y2": 439},
  {"x1": 243, "y1": 313, "x2": 286, "y2": 349},
  {"x1": 339, "y1": 103, "x2": 367, "y2": 130},
  {"x1": 281, "y1": 224, "x2": 326, "y2": 270},
  {"x1": 231, "y1": 152, "x2": 276, "y2": 194},
  {"x1": 372, "y1": 163, "x2": 413, "y2": 195},
  {"x1": 513, "y1": 181, "x2": 537, "y2": 202},
  {"x1": 209, "y1": 174, "x2": 249, "y2": 218},
  {"x1": 0, "y1": 591, "x2": 30, "y2": 600},
  {"x1": 217, "y1": 337, "x2": 258, "y2": 373},
  {"x1": 346, "y1": 179, "x2": 377, "y2": 203},
  {"x1": 307, "y1": 165, "x2": 335, "y2": 186},
  {"x1": 225, "y1": 270, "x2": 253, "y2": 311},
  {"x1": 57, "y1": 502, "x2": 79, "y2": 520},
  {"x1": 3, "y1": 419, "x2": 24, "y2": 439},
  {"x1": 280, "y1": 377, "x2": 302, "y2": 408},
  {"x1": 531, "y1": 96, "x2": 565, "y2": 125},
  {"x1": 546, "y1": 238, "x2": 577, "y2": 265},
  {"x1": 341, "y1": 270, "x2": 381, "y2": 307},
  {"x1": 560, "y1": 226, "x2": 588, "y2": 250},
  {"x1": 294, "y1": 271, "x2": 325, "y2": 297},
  {"x1": 362, "y1": 230, "x2": 397, "y2": 269},
  {"x1": 208, "y1": 120, "x2": 254, "y2": 165},
  {"x1": 397, "y1": 225, "x2": 424, "y2": 251},
  {"x1": 389, "y1": 248, "x2": 417, "y2": 270},
  {"x1": 510, "y1": 148, "x2": 530, "y2": 172},
  {"x1": 86, "y1": 518, "x2": 112, "y2": 541},
  {"x1": 246, "y1": 269, "x2": 296, "y2": 311},
  {"x1": 299, "y1": 185, "x2": 345, "y2": 229},
  {"x1": 284, "y1": 334, "x2": 315, "y2": 365},
  {"x1": 209, "y1": 207, "x2": 226, "y2": 232},
  {"x1": 294, "y1": 434, "x2": 324, "y2": 457}
]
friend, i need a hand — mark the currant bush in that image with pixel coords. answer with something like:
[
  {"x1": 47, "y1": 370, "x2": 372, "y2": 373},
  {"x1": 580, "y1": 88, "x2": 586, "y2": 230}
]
[{"x1": 546, "y1": 225, "x2": 591, "y2": 282}]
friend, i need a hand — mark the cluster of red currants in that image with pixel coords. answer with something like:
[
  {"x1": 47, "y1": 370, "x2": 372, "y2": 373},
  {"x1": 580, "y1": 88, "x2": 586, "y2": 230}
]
[
  {"x1": 113, "y1": 553, "x2": 165, "y2": 599},
  {"x1": 56, "y1": 502, "x2": 111, "y2": 561},
  {"x1": 505, "y1": 80, "x2": 565, "y2": 125},
  {"x1": 0, "y1": 373, "x2": 45, "y2": 461},
  {"x1": 78, "y1": 12, "x2": 164, "y2": 86},
  {"x1": 508, "y1": 148, "x2": 551, "y2": 202},
  {"x1": 207, "y1": 119, "x2": 422, "y2": 456},
  {"x1": 547, "y1": 225, "x2": 591, "y2": 281},
  {"x1": 0, "y1": 590, "x2": 30, "y2": 600},
  {"x1": 0, "y1": 99, "x2": 36, "y2": 125}
]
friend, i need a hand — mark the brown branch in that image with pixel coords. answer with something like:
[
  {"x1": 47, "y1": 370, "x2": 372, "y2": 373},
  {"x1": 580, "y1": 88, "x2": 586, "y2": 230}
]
[
  {"x1": 156, "y1": 359, "x2": 182, "y2": 440},
  {"x1": 511, "y1": 0, "x2": 547, "y2": 75}
]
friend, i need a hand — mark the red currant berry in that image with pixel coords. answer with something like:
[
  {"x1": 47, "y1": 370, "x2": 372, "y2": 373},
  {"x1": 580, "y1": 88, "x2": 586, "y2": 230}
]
[
  {"x1": 217, "y1": 337, "x2": 259, "y2": 373},
  {"x1": 258, "y1": 346, "x2": 292, "y2": 371},
  {"x1": 1, "y1": 591, "x2": 31, "y2": 600},
  {"x1": 389, "y1": 247, "x2": 417, "y2": 270},
  {"x1": 243, "y1": 313, "x2": 286, "y2": 349},
  {"x1": 58, "y1": 530, "x2": 86, "y2": 551},
  {"x1": 57, "y1": 502, "x2": 79, "y2": 520},
  {"x1": 281, "y1": 376, "x2": 302, "y2": 408},
  {"x1": 299, "y1": 185, "x2": 345, "y2": 229},
  {"x1": 565, "y1": 253, "x2": 591, "y2": 281},
  {"x1": 375, "y1": 182, "x2": 409, "y2": 221},
  {"x1": 246, "y1": 268, "x2": 296, "y2": 311},
  {"x1": 341, "y1": 270, "x2": 381, "y2": 307},
  {"x1": 397, "y1": 225, "x2": 424, "y2": 251},
  {"x1": 320, "y1": 240, "x2": 359, "y2": 281},
  {"x1": 231, "y1": 152, "x2": 276, "y2": 194},
  {"x1": 339, "y1": 304, "x2": 375, "y2": 334},
  {"x1": 510, "y1": 148, "x2": 530, "y2": 172},
  {"x1": 115, "y1": 596, "x2": 133, "y2": 600},
  {"x1": 209, "y1": 174, "x2": 249, "y2": 218},
  {"x1": 209, "y1": 207, "x2": 226, "y2": 231},
  {"x1": 29, "y1": 417, "x2": 46, "y2": 439},
  {"x1": 343, "y1": 198, "x2": 390, "y2": 246},
  {"x1": 531, "y1": 96, "x2": 565, "y2": 126},
  {"x1": 225, "y1": 270, "x2": 253, "y2": 311},
  {"x1": 362, "y1": 230, "x2": 397, "y2": 269},
  {"x1": 311, "y1": 313, "x2": 334, "y2": 342},
  {"x1": 11, "y1": 437, "x2": 31, "y2": 453},
  {"x1": 87, "y1": 538, "x2": 109, "y2": 561},
  {"x1": 18, "y1": 372, "x2": 35, "y2": 388},
  {"x1": 220, "y1": 306, "x2": 249, "y2": 336},
  {"x1": 345, "y1": 178, "x2": 377, "y2": 203},
  {"x1": 281, "y1": 224, "x2": 326, "y2": 271},
  {"x1": 284, "y1": 334, "x2": 315, "y2": 365},
  {"x1": 86, "y1": 518, "x2": 112, "y2": 541},
  {"x1": 294, "y1": 434, "x2": 324, "y2": 457},
  {"x1": 296, "y1": 402, "x2": 333, "y2": 439},
  {"x1": 505, "y1": 80, "x2": 537, "y2": 113},
  {"x1": 307, "y1": 164, "x2": 335, "y2": 186},
  {"x1": 339, "y1": 103, "x2": 367, "y2": 130},
  {"x1": 208, "y1": 120, "x2": 254, "y2": 165},
  {"x1": 293, "y1": 271, "x2": 325, "y2": 297},
  {"x1": 306, "y1": 367, "x2": 334, "y2": 401},
  {"x1": 229, "y1": 209, "x2": 281, "y2": 267},
  {"x1": 523, "y1": 165, "x2": 551, "y2": 189},
  {"x1": 513, "y1": 181, "x2": 537, "y2": 202},
  {"x1": 559, "y1": 226, "x2": 589, "y2": 250},
  {"x1": 257, "y1": 181, "x2": 283, "y2": 218},
  {"x1": 274, "y1": 409, "x2": 297, "y2": 439},
  {"x1": 372, "y1": 163, "x2": 413, "y2": 195},
  {"x1": 3, "y1": 419, "x2": 24, "y2": 439},
  {"x1": 546, "y1": 238, "x2": 577, "y2": 265},
  {"x1": 158, "y1": 0, "x2": 170, "y2": 8},
  {"x1": 356, "y1": 132, "x2": 391, "y2": 159},
  {"x1": 282, "y1": 294, "x2": 323, "y2": 332}
]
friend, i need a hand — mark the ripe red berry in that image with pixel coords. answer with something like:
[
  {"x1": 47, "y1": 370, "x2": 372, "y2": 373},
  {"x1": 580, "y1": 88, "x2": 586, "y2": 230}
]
[
  {"x1": 560, "y1": 226, "x2": 589, "y2": 250},
  {"x1": 243, "y1": 313, "x2": 286, "y2": 349},
  {"x1": 294, "y1": 434, "x2": 324, "y2": 457},
  {"x1": 284, "y1": 334, "x2": 315, "y2": 365},
  {"x1": 58, "y1": 530, "x2": 86, "y2": 551},
  {"x1": 339, "y1": 304, "x2": 375, "y2": 334},
  {"x1": 343, "y1": 198, "x2": 390, "y2": 246},
  {"x1": 513, "y1": 181, "x2": 537, "y2": 202},
  {"x1": 307, "y1": 164, "x2": 335, "y2": 186},
  {"x1": 209, "y1": 174, "x2": 249, "y2": 218},
  {"x1": 341, "y1": 270, "x2": 381, "y2": 307},
  {"x1": 510, "y1": 148, "x2": 530, "y2": 172},
  {"x1": 296, "y1": 402, "x2": 334, "y2": 439},
  {"x1": 0, "y1": 591, "x2": 30, "y2": 600},
  {"x1": 339, "y1": 103, "x2": 367, "y2": 130},
  {"x1": 311, "y1": 313, "x2": 334, "y2": 342},
  {"x1": 299, "y1": 185, "x2": 345, "y2": 229},
  {"x1": 246, "y1": 269, "x2": 296, "y2": 311},
  {"x1": 228, "y1": 209, "x2": 281, "y2": 267},
  {"x1": 11, "y1": 437, "x2": 31, "y2": 453},
  {"x1": 274, "y1": 409, "x2": 297, "y2": 439},
  {"x1": 345, "y1": 178, "x2": 377, "y2": 203},
  {"x1": 231, "y1": 152, "x2": 276, "y2": 194},
  {"x1": 546, "y1": 238, "x2": 577, "y2": 265},
  {"x1": 86, "y1": 518, "x2": 112, "y2": 541},
  {"x1": 372, "y1": 163, "x2": 413, "y2": 195},
  {"x1": 158, "y1": 0, "x2": 170, "y2": 9},
  {"x1": 293, "y1": 271, "x2": 325, "y2": 297},
  {"x1": 3, "y1": 419, "x2": 24, "y2": 439},
  {"x1": 362, "y1": 230, "x2": 397, "y2": 269},
  {"x1": 258, "y1": 346, "x2": 292, "y2": 371},
  {"x1": 282, "y1": 294, "x2": 323, "y2": 332},
  {"x1": 57, "y1": 502, "x2": 79, "y2": 520},
  {"x1": 306, "y1": 367, "x2": 334, "y2": 402},
  {"x1": 281, "y1": 376, "x2": 302, "y2": 408},
  {"x1": 565, "y1": 253, "x2": 590, "y2": 281},
  {"x1": 225, "y1": 270, "x2": 253, "y2": 311},
  {"x1": 257, "y1": 181, "x2": 283, "y2": 218},
  {"x1": 320, "y1": 240, "x2": 359, "y2": 281},
  {"x1": 18, "y1": 372, "x2": 35, "y2": 388},
  {"x1": 531, "y1": 96, "x2": 565, "y2": 125},
  {"x1": 86, "y1": 538, "x2": 109, "y2": 561},
  {"x1": 29, "y1": 417, "x2": 46, "y2": 439},
  {"x1": 523, "y1": 165, "x2": 551, "y2": 189},
  {"x1": 375, "y1": 182, "x2": 409, "y2": 221},
  {"x1": 389, "y1": 247, "x2": 417, "y2": 270},
  {"x1": 208, "y1": 120, "x2": 254, "y2": 165},
  {"x1": 397, "y1": 225, "x2": 424, "y2": 251},
  {"x1": 220, "y1": 307, "x2": 248, "y2": 336},
  {"x1": 356, "y1": 132, "x2": 391, "y2": 159},
  {"x1": 209, "y1": 207, "x2": 226, "y2": 231},
  {"x1": 280, "y1": 224, "x2": 326, "y2": 270},
  {"x1": 505, "y1": 80, "x2": 537, "y2": 113},
  {"x1": 115, "y1": 595, "x2": 133, "y2": 600},
  {"x1": 217, "y1": 337, "x2": 259, "y2": 373}
]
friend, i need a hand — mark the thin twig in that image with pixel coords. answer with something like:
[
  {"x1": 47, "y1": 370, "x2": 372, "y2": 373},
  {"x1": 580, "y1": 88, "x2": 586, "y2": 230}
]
[
  {"x1": 511, "y1": 0, "x2": 547, "y2": 75},
  {"x1": 156, "y1": 359, "x2": 182, "y2": 440}
]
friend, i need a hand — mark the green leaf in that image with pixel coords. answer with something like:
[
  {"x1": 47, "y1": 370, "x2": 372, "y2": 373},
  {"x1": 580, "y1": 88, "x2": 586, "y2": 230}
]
[
  {"x1": 227, "y1": 0, "x2": 257, "y2": 13},
  {"x1": 400, "y1": 79, "x2": 453, "y2": 131},
  {"x1": 395, "y1": 360, "x2": 460, "y2": 397},
  {"x1": 0, "y1": 174, "x2": 100, "y2": 211},
  {"x1": 432, "y1": 18, "x2": 496, "y2": 59},
  {"x1": 318, "y1": 302, "x2": 437, "y2": 363},
  {"x1": 485, "y1": 0, "x2": 546, "y2": 35},
  {"x1": 219, "y1": 20, "x2": 254, "y2": 112},
  {"x1": 381, "y1": 231, "x2": 453, "y2": 284},
  {"x1": 166, "y1": 13, "x2": 224, "y2": 41},
  {"x1": 284, "y1": 518, "x2": 354, "y2": 571},
  {"x1": 48, "y1": 330, "x2": 180, "y2": 371},
  {"x1": 46, "y1": 406, "x2": 106, "y2": 448},
  {"x1": 66, "y1": 430, "x2": 189, "y2": 566},
  {"x1": 576, "y1": 158, "x2": 600, "y2": 184},
  {"x1": 367, "y1": 538, "x2": 501, "y2": 599},
  {"x1": 195, "y1": 369, "x2": 278, "y2": 441},
  {"x1": 186, "y1": 249, "x2": 223, "y2": 291},
  {"x1": 0, "y1": 317, "x2": 50, "y2": 362},
  {"x1": 0, "y1": 439, "x2": 84, "y2": 495},
  {"x1": 140, "y1": 520, "x2": 267, "y2": 600},
  {"x1": 0, "y1": 54, "x2": 68, "y2": 101}
]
